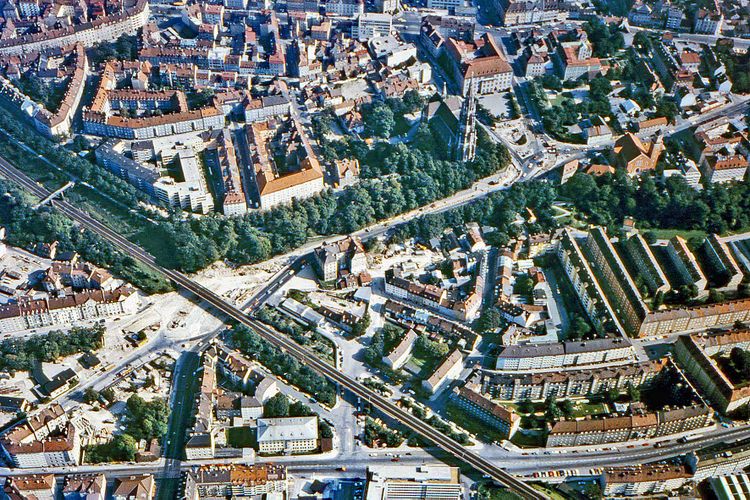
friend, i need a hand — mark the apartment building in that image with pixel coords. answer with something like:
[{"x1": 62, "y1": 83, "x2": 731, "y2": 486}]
[
  {"x1": 602, "y1": 463, "x2": 694, "y2": 497},
  {"x1": 247, "y1": 119, "x2": 325, "y2": 210},
  {"x1": 624, "y1": 233, "x2": 671, "y2": 295},
  {"x1": 62, "y1": 474, "x2": 106, "y2": 500},
  {"x1": 364, "y1": 465, "x2": 462, "y2": 500},
  {"x1": 211, "y1": 130, "x2": 247, "y2": 216},
  {"x1": 549, "y1": 29, "x2": 601, "y2": 81},
  {"x1": 244, "y1": 95, "x2": 291, "y2": 123},
  {"x1": 483, "y1": 359, "x2": 666, "y2": 400},
  {"x1": 582, "y1": 227, "x2": 649, "y2": 337},
  {"x1": 313, "y1": 236, "x2": 367, "y2": 282},
  {"x1": 256, "y1": 416, "x2": 318, "y2": 454},
  {"x1": 640, "y1": 297, "x2": 750, "y2": 337},
  {"x1": 383, "y1": 329, "x2": 418, "y2": 370},
  {"x1": 3, "y1": 475, "x2": 56, "y2": 500},
  {"x1": 693, "y1": 8, "x2": 723, "y2": 35},
  {"x1": 546, "y1": 404, "x2": 713, "y2": 447},
  {"x1": 0, "y1": 286, "x2": 138, "y2": 333},
  {"x1": 674, "y1": 331, "x2": 750, "y2": 413},
  {"x1": 451, "y1": 385, "x2": 519, "y2": 438},
  {"x1": 503, "y1": 0, "x2": 568, "y2": 26},
  {"x1": 0, "y1": 405, "x2": 80, "y2": 468},
  {"x1": 701, "y1": 155, "x2": 749, "y2": 184},
  {"x1": 666, "y1": 235, "x2": 708, "y2": 293},
  {"x1": 0, "y1": 0, "x2": 149, "y2": 55},
  {"x1": 95, "y1": 140, "x2": 160, "y2": 196},
  {"x1": 704, "y1": 234, "x2": 744, "y2": 289},
  {"x1": 422, "y1": 349, "x2": 464, "y2": 395},
  {"x1": 32, "y1": 44, "x2": 87, "y2": 138},
  {"x1": 556, "y1": 228, "x2": 621, "y2": 335},
  {"x1": 495, "y1": 338, "x2": 635, "y2": 371},
  {"x1": 183, "y1": 464, "x2": 287, "y2": 500}
]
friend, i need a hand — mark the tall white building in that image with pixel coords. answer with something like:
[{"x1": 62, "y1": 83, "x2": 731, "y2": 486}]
[
  {"x1": 365, "y1": 465, "x2": 463, "y2": 500},
  {"x1": 352, "y1": 13, "x2": 392, "y2": 42}
]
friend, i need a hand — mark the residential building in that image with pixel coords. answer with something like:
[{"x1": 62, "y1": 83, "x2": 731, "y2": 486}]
[
  {"x1": 62, "y1": 474, "x2": 106, "y2": 500},
  {"x1": 693, "y1": 9, "x2": 723, "y2": 35},
  {"x1": 546, "y1": 404, "x2": 713, "y2": 446},
  {"x1": 243, "y1": 95, "x2": 291, "y2": 123},
  {"x1": 582, "y1": 227, "x2": 649, "y2": 337},
  {"x1": 3, "y1": 475, "x2": 56, "y2": 500},
  {"x1": 666, "y1": 235, "x2": 708, "y2": 292},
  {"x1": 0, "y1": 0, "x2": 149, "y2": 56},
  {"x1": 503, "y1": 0, "x2": 569, "y2": 26},
  {"x1": 364, "y1": 465, "x2": 462, "y2": 500},
  {"x1": 211, "y1": 130, "x2": 247, "y2": 216},
  {"x1": 483, "y1": 359, "x2": 667, "y2": 400},
  {"x1": 383, "y1": 329, "x2": 418, "y2": 370},
  {"x1": 422, "y1": 349, "x2": 464, "y2": 395},
  {"x1": 703, "y1": 234, "x2": 744, "y2": 289},
  {"x1": 624, "y1": 233, "x2": 670, "y2": 296},
  {"x1": 451, "y1": 385, "x2": 519, "y2": 438},
  {"x1": 183, "y1": 464, "x2": 287, "y2": 500},
  {"x1": 256, "y1": 416, "x2": 318, "y2": 454},
  {"x1": 495, "y1": 338, "x2": 635, "y2": 371},
  {"x1": 701, "y1": 155, "x2": 748, "y2": 184},
  {"x1": 333, "y1": 158, "x2": 360, "y2": 188},
  {"x1": 248, "y1": 119, "x2": 325, "y2": 210},
  {"x1": 112, "y1": 475, "x2": 155, "y2": 500},
  {"x1": 602, "y1": 463, "x2": 694, "y2": 497},
  {"x1": 95, "y1": 140, "x2": 160, "y2": 196},
  {"x1": 674, "y1": 331, "x2": 750, "y2": 413},
  {"x1": 556, "y1": 228, "x2": 623, "y2": 335},
  {"x1": 0, "y1": 404, "x2": 80, "y2": 468},
  {"x1": 639, "y1": 297, "x2": 750, "y2": 337},
  {"x1": 313, "y1": 236, "x2": 367, "y2": 282}
]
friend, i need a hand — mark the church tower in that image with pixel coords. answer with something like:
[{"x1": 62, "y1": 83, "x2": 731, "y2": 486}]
[{"x1": 455, "y1": 79, "x2": 477, "y2": 163}]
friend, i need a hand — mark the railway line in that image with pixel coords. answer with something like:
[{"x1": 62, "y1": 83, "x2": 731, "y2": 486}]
[{"x1": 0, "y1": 157, "x2": 547, "y2": 500}]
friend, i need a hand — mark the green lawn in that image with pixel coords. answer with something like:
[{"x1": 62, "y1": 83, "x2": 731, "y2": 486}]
[
  {"x1": 644, "y1": 228, "x2": 707, "y2": 243},
  {"x1": 570, "y1": 402, "x2": 608, "y2": 418}
]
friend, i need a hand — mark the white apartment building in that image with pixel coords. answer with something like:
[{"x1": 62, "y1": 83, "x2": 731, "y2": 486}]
[
  {"x1": 256, "y1": 416, "x2": 318, "y2": 454},
  {"x1": 495, "y1": 338, "x2": 636, "y2": 371},
  {"x1": 352, "y1": 13, "x2": 392, "y2": 42},
  {"x1": 0, "y1": 287, "x2": 138, "y2": 333}
]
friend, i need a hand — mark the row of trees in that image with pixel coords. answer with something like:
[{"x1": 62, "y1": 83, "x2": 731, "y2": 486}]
[
  {"x1": 232, "y1": 325, "x2": 337, "y2": 406},
  {"x1": 561, "y1": 170, "x2": 750, "y2": 235},
  {"x1": 263, "y1": 392, "x2": 316, "y2": 418},
  {"x1": 0, "y1": 180, "x2": 171, "y2": 293},
  {"x1": 0, "y1": 326, "x2": 104, "y2": 373}
]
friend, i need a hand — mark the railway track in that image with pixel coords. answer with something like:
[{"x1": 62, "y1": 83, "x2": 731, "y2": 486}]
[{"x1": 0, "y1": 158, "x2": 547, "y2": 500}]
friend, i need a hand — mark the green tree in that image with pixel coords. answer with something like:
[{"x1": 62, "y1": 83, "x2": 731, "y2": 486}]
[
  {"x1": 264, "y1": 393, "x2": 291, "y2": 417},
  {"x1": 350, "y1": 311, "x2": 371, "y2": 338},
  {"x1": 363, "y1": 102, "x2": 395, "y2": 138}
]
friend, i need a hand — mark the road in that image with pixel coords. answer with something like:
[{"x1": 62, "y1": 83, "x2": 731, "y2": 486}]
[{"x1": 0, "y1": 158, "x2": 545, "y2": 500}]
